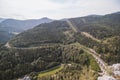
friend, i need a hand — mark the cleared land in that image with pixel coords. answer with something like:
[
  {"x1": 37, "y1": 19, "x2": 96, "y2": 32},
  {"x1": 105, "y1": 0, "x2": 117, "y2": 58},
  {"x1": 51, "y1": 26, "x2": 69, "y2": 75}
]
[{"x1": 38, "y1": 65, "x2": 63, "y2": 78}]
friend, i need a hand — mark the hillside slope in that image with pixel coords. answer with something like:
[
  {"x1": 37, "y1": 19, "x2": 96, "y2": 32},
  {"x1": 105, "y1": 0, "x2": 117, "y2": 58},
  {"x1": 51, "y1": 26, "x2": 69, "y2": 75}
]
[
  {"x1": 9, "y1": 12, "x2": 120, "y2": 65},
  {"x1": 0, "y1": 17, "x2": 53, "y2": 43},
  {"x1": 69, "y1": 12, "x2": 120, "y2": 39},
  {"x1": 0, "y1": 31, "x2": 13, "y2": 43},
  {"x1": 0, "y1": 12, "x2": 120, "y2": 80},
  {"x1": 9, "y1": 12, "x2": 120, "y2": 47},
  {"x1": 0, "y1": 17, "x2": 53, "y2": 32},
  {"x1": 9, "y1": 21, "x2": 71, "y2": 47}
]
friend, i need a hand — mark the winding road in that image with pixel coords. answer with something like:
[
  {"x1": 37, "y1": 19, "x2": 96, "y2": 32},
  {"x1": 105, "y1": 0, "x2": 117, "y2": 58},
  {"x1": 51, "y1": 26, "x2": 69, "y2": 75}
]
[
  {"x1": 5, "y1": 20, "x2": 108, "y2": 76},
  {"x1": 81, "y1": 32, "x2": 101, "y2": 42},
  {"x1": 89, "y1": 48, "x2": 107, "y2": 75},
  {"x1": 67, "y1": 20, "x2": 101, "y2": 42},
  {"x1": 66, "y1": 20, "x2": 78, "y2": 33},
  {"x1": 66, "y1": 20, "x2": 108, "y2": 75},
  {"x1": 4, "y1": 42, "x2": 58, "y2": 50}
]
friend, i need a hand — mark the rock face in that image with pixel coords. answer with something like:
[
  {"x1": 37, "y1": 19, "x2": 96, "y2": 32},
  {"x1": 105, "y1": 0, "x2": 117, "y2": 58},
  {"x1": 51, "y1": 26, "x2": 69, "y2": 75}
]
[
  {"x1": 112, "y1": 64, "x2": 120, "y2": 75},
  {"x1": 98, "y1": 75, "x2": 116, "y2": 80},
  {"x1": 110, "y1": 63, "x2": 120, "y2": 79},
  {"x1": 98, "y1": 63, "x2": 120, "y2": 80}
]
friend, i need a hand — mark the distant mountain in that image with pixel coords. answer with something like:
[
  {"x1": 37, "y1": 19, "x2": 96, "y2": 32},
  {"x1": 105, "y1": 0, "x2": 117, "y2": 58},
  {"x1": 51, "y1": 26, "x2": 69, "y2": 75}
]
[
  {"x1": 0, "y1": 31, "x2": 13, "y2": 43},
  {"x1": 1, "y1": 12, "x2": 120, "y2": 80},
  {"x1": 9, "y1": 12, "x2": 120, "y2": 65},
  {"x1": 0, "y1": 17, "x2": 53, "y2": 32},
  {"x1": 10, "y1": 21, "x2": 69, "y2": 47},
  {"x1": 0, "y1": 17, "x2": 53, "y2": 43},
  {"x1": 0, "y1": 18, "x2": 6, "y2": 23},
  {"x1": 9, "y1": 12, "x2": 120, "y2": 47}
]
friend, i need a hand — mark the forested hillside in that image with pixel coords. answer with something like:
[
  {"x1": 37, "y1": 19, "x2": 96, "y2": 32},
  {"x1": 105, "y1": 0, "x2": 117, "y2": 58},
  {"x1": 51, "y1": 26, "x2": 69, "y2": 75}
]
[
  {"x1": 0, "y1": 17, "x2": 53, "y2": 33},
  {"x1": 9, "y1": 21, "x2": 71, "y2": 47},
  {"x1": 10, "y1": 12, "x2": 120, "y2": 45},
  {"x1": 0, "y1": 31, "x2": 14, "y2": 43},
  {"x1": 9, "y1": 12, "x2": 120, "y2": 65},
  {"x1": 0, "y1": 43, "x2": 100, "y2": 80},
  {"x1": 69, "y1": 12, "x2": 120, "y2": 39},
  {"x1": 0, "y1": 12, "x2": 120, "y2": 80},
  {"x1": 0, "y1": 17, "x2": 53, "y2": 43}
]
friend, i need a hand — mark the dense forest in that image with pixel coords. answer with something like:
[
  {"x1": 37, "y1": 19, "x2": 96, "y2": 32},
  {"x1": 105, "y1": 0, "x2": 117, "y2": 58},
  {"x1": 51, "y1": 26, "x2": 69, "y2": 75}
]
[
  {"x1": 0, "y1": 12, "x2": 120, "y2": 80},
  {"x1": 0, "y1": 44, "x2": 62, "y2": 80},
  {"x1": 0, "y1": 43, "x2": 100, "y2": 80},
  {"x1": 0, "y1": 30, "x2": 13, "y2": 43},
  {"x1": 9, "y1": 21, "x2": 70, "y2": 47},
  {"x1": 9, "y1": 12, "x2": 120, "y2": 64}
]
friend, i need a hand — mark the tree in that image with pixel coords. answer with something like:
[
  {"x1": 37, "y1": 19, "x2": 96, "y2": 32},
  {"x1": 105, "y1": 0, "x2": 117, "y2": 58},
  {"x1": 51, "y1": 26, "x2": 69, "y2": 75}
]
[{"x1": 79, "y1": 66, "x2": 97, "y2": 80}]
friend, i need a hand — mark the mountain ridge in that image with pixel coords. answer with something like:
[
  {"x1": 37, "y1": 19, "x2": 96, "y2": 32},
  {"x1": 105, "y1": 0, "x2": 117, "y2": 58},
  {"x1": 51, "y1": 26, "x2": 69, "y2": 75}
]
[
  {"x1": 0, "y1": 12, "x2": 120, "y2": 80},
  {"x1": 0, "y1": 17, "x2": 53, "y2": 32},
  {"x1": 0, "y1": 17, "x2": 53, "y2": 43}
]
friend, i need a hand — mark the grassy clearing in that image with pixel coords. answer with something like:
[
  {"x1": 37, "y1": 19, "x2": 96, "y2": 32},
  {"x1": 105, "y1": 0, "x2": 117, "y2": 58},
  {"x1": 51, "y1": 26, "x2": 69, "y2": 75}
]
[
  {"x1": 87, "y1": 53, "x2": 101, "y2": 71},
  {"x1": 70, "y1": 42, "x2": 89, "y2": 50},
  {"x1": 38, "y1": 65, "x2": 63, "y2": 78},
  {"x1": 71, "y1": 42, "x2": 100, "y2": 71}
]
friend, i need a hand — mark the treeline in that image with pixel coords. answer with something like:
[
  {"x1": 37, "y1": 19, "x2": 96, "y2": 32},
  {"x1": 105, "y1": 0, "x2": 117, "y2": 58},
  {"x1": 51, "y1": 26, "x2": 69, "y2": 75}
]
[
  {"x1": 0, "y1": 45, "x2": 62, "y2": 80},
  {"x1": 97, "y1": 36, "x2": 120, "y2": 64},
  {"x1": 38, "y1": 45, "x2": 100, "y2": 80},
  {"x1": 0, "y1": 31, "x2": 13, "y2": 43},
  {"x1": 0, "y1": 44, "x2": 100, "y2": 80},
  {"x1": 70, "y1": 12, "x2": 120, "y2": 39},
  {"x1": 74, "y1": 33, "x2": 120, "y2": 64},
  {"x1": 9, "y1": 21, "x2": 70, "y2": 47}
]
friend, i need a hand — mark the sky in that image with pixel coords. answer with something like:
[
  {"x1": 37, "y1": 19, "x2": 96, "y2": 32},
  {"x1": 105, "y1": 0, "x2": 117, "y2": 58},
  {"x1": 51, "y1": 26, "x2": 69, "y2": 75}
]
[{"x1": 0, "y1": 0, "x2": 120, "y2": 20}]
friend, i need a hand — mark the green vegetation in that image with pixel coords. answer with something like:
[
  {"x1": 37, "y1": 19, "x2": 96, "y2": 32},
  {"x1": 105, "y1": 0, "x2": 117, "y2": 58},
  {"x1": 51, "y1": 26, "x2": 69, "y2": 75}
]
[
  {"x1": 0, "y1": 45, "x2": 62, "y2": 80},
  {"x1": 0, "y1": 43, "x2": 99, "y2": 80},
  {"x1": 38, "y1": 65, "x2": 63, "y2": 78},
  {"x1": 9, "y1": 12, "x2": 120, "y2": 65},
  {"x1": 37, "y1": 44, "x2": 99, "y2": 80},
  {"x1": 88, "y1": 54, "x2": 100, "y2": 71},
  {"x1": 71, "y1": 42, "x2": 100, "y2": 72},
  {"x1": 80, "y1": 66, "x2": 97, "y2": 80},
  {"x1": 0, "y1": 12, "x2": 120, "y2": 80},
  {"x1": 0, "y1": 31, "x2": 14, "y2": 43},
  {"x1": 9, "y1": 21, "x2": 71, "y2": 47}
]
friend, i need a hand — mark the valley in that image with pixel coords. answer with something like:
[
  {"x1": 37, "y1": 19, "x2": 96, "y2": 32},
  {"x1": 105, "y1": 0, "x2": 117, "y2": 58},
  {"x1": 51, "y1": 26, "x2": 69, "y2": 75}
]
[
  {"x1": 0, "y1": 17, "x2": 53, "y2": 43},
  {"x1": 0, "y1": 12, "x2": 120, "y2": 80}
]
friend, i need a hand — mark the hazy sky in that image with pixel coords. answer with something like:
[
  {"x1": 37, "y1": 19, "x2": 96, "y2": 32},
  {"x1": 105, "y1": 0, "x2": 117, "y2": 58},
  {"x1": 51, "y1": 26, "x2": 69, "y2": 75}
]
[{"x1": 0, "y1": 0, "x2": 120, "y2": 19}]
